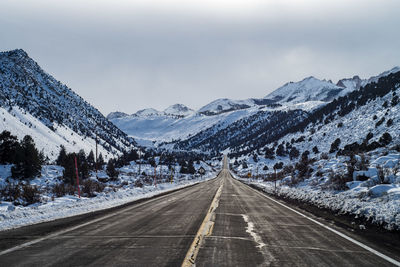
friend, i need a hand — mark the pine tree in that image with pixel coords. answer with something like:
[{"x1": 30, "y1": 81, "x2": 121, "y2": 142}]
[
  {"x1": 149, "y1": 158, "x2": 156, "y2": 167},
  {"x1": 0, "y1": 130, "x2": 19, "y2": 164},
  {"x1": 106, "y1": 159, "x2": 119, "y2": 180},
  {"x1": 97, "y1": 153, "x2": 105, "y2": 170},
  {"x1": 242, "y1": 161, "x2": 248, "y2": 169},
  {"x1": 329, "y1": 138, "x2": 341, "y2": 153},
  {"x1": 289, "y1": 147, "x2": 300, "y2": 160},
  {"x1": 180, "y1": 160, "x2": 188, "y2": 173},
  {"x1": 87, "y1": 150, "x2": 95, "y2": 169},
  {"x1": 187, "y1": 160, "x2": 196, "y2": 174},
  {"x1": 77, "y1": 149, "x2": 89, "y2": 179},
  {"x1": 252, "y1": 154, "x2": 258, "y2": 163},
  {"x1": 379, "y1": 132, "x2": 392, "y2": 146},
  {"x1": 276, "y1": 144, "x2": 286, "y2": 157},
  {"x1": 62, "y1": 153, "x2": 76, "y2": 185},
  {"x1": 128, "y1": 149, "x2": 139, "y2": 161},
  {"x1": 273, "y1": 162, "x2": 283, "y2": 170},
  {"x1": 56, "y1": 145, "x2": 67, "y2": 166},
  {"x1": 296, "y1": 152, "x2": 311, "y2": 179},
  {"x1": 264, "y1": 147, "x2": 275, "y2": 159},
  {"x1": 312, "y1": 146, "x2": 319, "y2": 154},
  {"x1": 11, "y1": 135, "x2": 42, "y2": 179}
]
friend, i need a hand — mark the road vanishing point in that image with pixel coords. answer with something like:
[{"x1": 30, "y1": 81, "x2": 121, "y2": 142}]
[{"x1": 0, "y1": 156, "x2": 399, "y2": 266}]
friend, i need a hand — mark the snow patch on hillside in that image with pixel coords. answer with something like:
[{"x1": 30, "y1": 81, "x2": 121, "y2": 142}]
[
  {"x1": 164, "y1": 104, "x2": 194, "y2": 117},
  {"x1": 0, "y1": 106, "x2": 115, "y2": 160},
  {"x1": 198, "y1": 98, "x2": 254, "y2": 115},
  {"x1": 111, "y1": 107, "x2": 261, "y2": 144},
  {"x1": 265, "y1": 77, "x2": 347, "y2": 104}
]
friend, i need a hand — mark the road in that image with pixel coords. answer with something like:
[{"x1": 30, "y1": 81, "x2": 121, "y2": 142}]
[{"x1": 0, "y1": 157, "x2": 399, "y2": 266}]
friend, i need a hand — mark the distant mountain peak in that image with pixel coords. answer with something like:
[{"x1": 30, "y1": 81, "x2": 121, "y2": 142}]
[
  {"x1": 336, "y1": 75, "x2": 363, "y2": 90},
  {"x1": 0, "y1": 48, "x2": 134, "y2": 157},
  {"x1": 107, "y1": 111, "x2": 129, "y2": 120},
  {"x1": 0, "y1": 48, "x2": 28, "y2": 58},
  {"x1": 265, "y1": 76, "x2": 342, "y2": 104},
  {"x1": 164, "y1": 104, "x2": 194, "y2": 117},
  {"x1": 134, "y1": 108, "x2": 162, "y2": 117},
  {"x1": 198, "y1": 98, "x2": 253, "y2": 116},
  {"x1": 302, "y1": 76, "x2": 317, "y2": 81}
]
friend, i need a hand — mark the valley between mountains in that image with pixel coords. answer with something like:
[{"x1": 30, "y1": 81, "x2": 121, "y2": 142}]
[{"x1": 1, "y1": 49, "x2": 400, "y2": 266}]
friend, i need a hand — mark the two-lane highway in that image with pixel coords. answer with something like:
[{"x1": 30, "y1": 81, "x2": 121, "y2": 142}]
[{"x1": 0, "y1": 157, "x2": 399, "y2": 266}]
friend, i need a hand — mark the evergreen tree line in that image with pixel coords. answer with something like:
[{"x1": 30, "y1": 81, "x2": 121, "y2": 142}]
[
  {"x1": 114, "y1": 148, "x2": 200, "y2": 175},
  {"x1": 55, "y1": 145, "x2": 121, "y2": 184},
  {"x1": 0, "y1": 130, "x2": 44, "y2": 179}
]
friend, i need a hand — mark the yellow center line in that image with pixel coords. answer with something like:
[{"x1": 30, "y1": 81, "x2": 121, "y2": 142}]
[{"x1": 181, "y1": 176, "x2": 224, "y2": 267}]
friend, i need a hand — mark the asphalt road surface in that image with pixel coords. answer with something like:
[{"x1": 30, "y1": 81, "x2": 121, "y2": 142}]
[{"x1": 1, "y1": 157, "x2": 399, "y2": 266}]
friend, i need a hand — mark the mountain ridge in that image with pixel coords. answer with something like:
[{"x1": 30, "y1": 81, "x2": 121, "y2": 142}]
[
  {"x1": 109, "y1": 68, "x2": 398, "y2": 147},
  {"x1": 0, "y1": 49, "x2": 135, "y2": 159}
]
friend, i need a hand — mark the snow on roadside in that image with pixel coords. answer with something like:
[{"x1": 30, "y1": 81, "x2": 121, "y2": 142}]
[
  {"x1": 0, "y1": 172, "x2": 216, "y2": 232},
  {"x1": 236, "y1": 178, "x2": 400, "y2": 231}
]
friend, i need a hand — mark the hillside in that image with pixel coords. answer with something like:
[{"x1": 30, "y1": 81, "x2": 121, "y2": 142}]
[
  {"x1": 229, "y1": 69, "x2": 400, "y2": 231},
  {"x1": 232, "y1": 68, "x2": 400, "y2": 164},
  {"x1": 0, "y1": 49, "x2": 134, "y2": 159}
]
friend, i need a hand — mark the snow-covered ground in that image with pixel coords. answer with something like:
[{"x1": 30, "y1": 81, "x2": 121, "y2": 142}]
[
  {"x1": 233, "y1": 152, "x2": 400, "y2": 230},
  {"x1": 0, "y1": 106, "x2": 118, "y2": 161},
  {"x1": 0, "y1": 164, "x2": 217, "y2": 231},
  {"x1": 111, "y1": 106, "x2": 263, "y2": 145}
]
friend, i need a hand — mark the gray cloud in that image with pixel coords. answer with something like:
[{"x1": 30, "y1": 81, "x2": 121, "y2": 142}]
[{"x1": 1, "y1": 0, "x2": 399, "y2": 115}]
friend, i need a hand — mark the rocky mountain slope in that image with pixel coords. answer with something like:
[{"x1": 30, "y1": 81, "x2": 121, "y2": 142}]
[
  {"x1": 109, "y1": 68, "x2": 399, "y2": 154},
  {"x1": 232, "y1": 68, "x2": 400, "y2": 162},
  {"x1": 0, "y1": 49, "x2": 134, "y2": 159}
]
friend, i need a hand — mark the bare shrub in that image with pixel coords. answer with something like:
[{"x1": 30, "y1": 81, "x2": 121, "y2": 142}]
[
  {"x1": 356, "y1": 174, "x2": 369, "y2": 181},
  {"x1": 357, "y1": 154, "x2": 369, "y2": 170},
  {"x1": 134, "y1": 179, "x2": 143, "y2": 188},
  {"x1": 289, "y1": 175, "x2": 304, "y2": 186},
  {"x1": 143, "y1": 176, "x2": 153, "y2": 185},
  {"x1": 0, "y1": 183, "x2": 21, "y2": 203},
  {"x1": 320, "y1": 153, "x2": 329, "y2": 160},
  {"x1": 21, "y1": 184, "x2": 41, "y2": 205},
  {"x1": 282, "y1": 165, "x2": 294, "y2": 176},
  {"x1": 52, "y1": 183, "x2": 67, "y2": 197},
  {"x1": 392, "y1": 144, "x2": 400, "y2": 152},
  {"x1": 376, "y1": 165, "x2": 385, "y2": 184},
  {"x1": 327, "y1": 171, "x2": 352, "y2": 190},
  {"x1": 65, "y1": 184, "x2": 76, "y2": 195},
  {"x1": 81, "y1": 179, "x2": 105, "y2": 197}
]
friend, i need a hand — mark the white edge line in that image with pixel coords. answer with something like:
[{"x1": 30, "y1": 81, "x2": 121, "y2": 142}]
[{"x1": 243, "y1": 180, "x2": 400, "y2": 267}]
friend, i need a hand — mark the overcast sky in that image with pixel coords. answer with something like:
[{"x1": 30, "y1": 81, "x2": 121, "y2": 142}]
[{"x1": 1, "y1": 0, "x2": 399, "y2": 115}]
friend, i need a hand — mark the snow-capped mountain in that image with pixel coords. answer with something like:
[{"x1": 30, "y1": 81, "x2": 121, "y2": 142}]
[
  {"x1": 134, "y1": 108, "x2": 163, "y2": 117},
  {"x1": 264, "y1": 76, "x2": 356, "y2": 105},
  {"x1": 227, "y1": 68, "x2": 400, "y2": 233},
  {"x1": 228, "y1": 67, "x2": 400, "y2": 159},
  {"x1": 109, "y1": 70, "x2": 378, "y2": 148},
  {"x1": 336, "y1": 75, "x2": 363, "y2": 91},
  {"x1": 197, "y1": 98, "x2": 254, "y2": 116},
  {"x1": 107, "y1": 111, "x2": 129, "y2": 120},
  {"x1": 110, "y1": 107, "x2": 257, "y2": 146},
  {"x1": 0, "y1": 49, "x2": 134, "y2": 159},
  {"x1": 164, "y1": 104, "x2": 194, "y2": 117}
]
